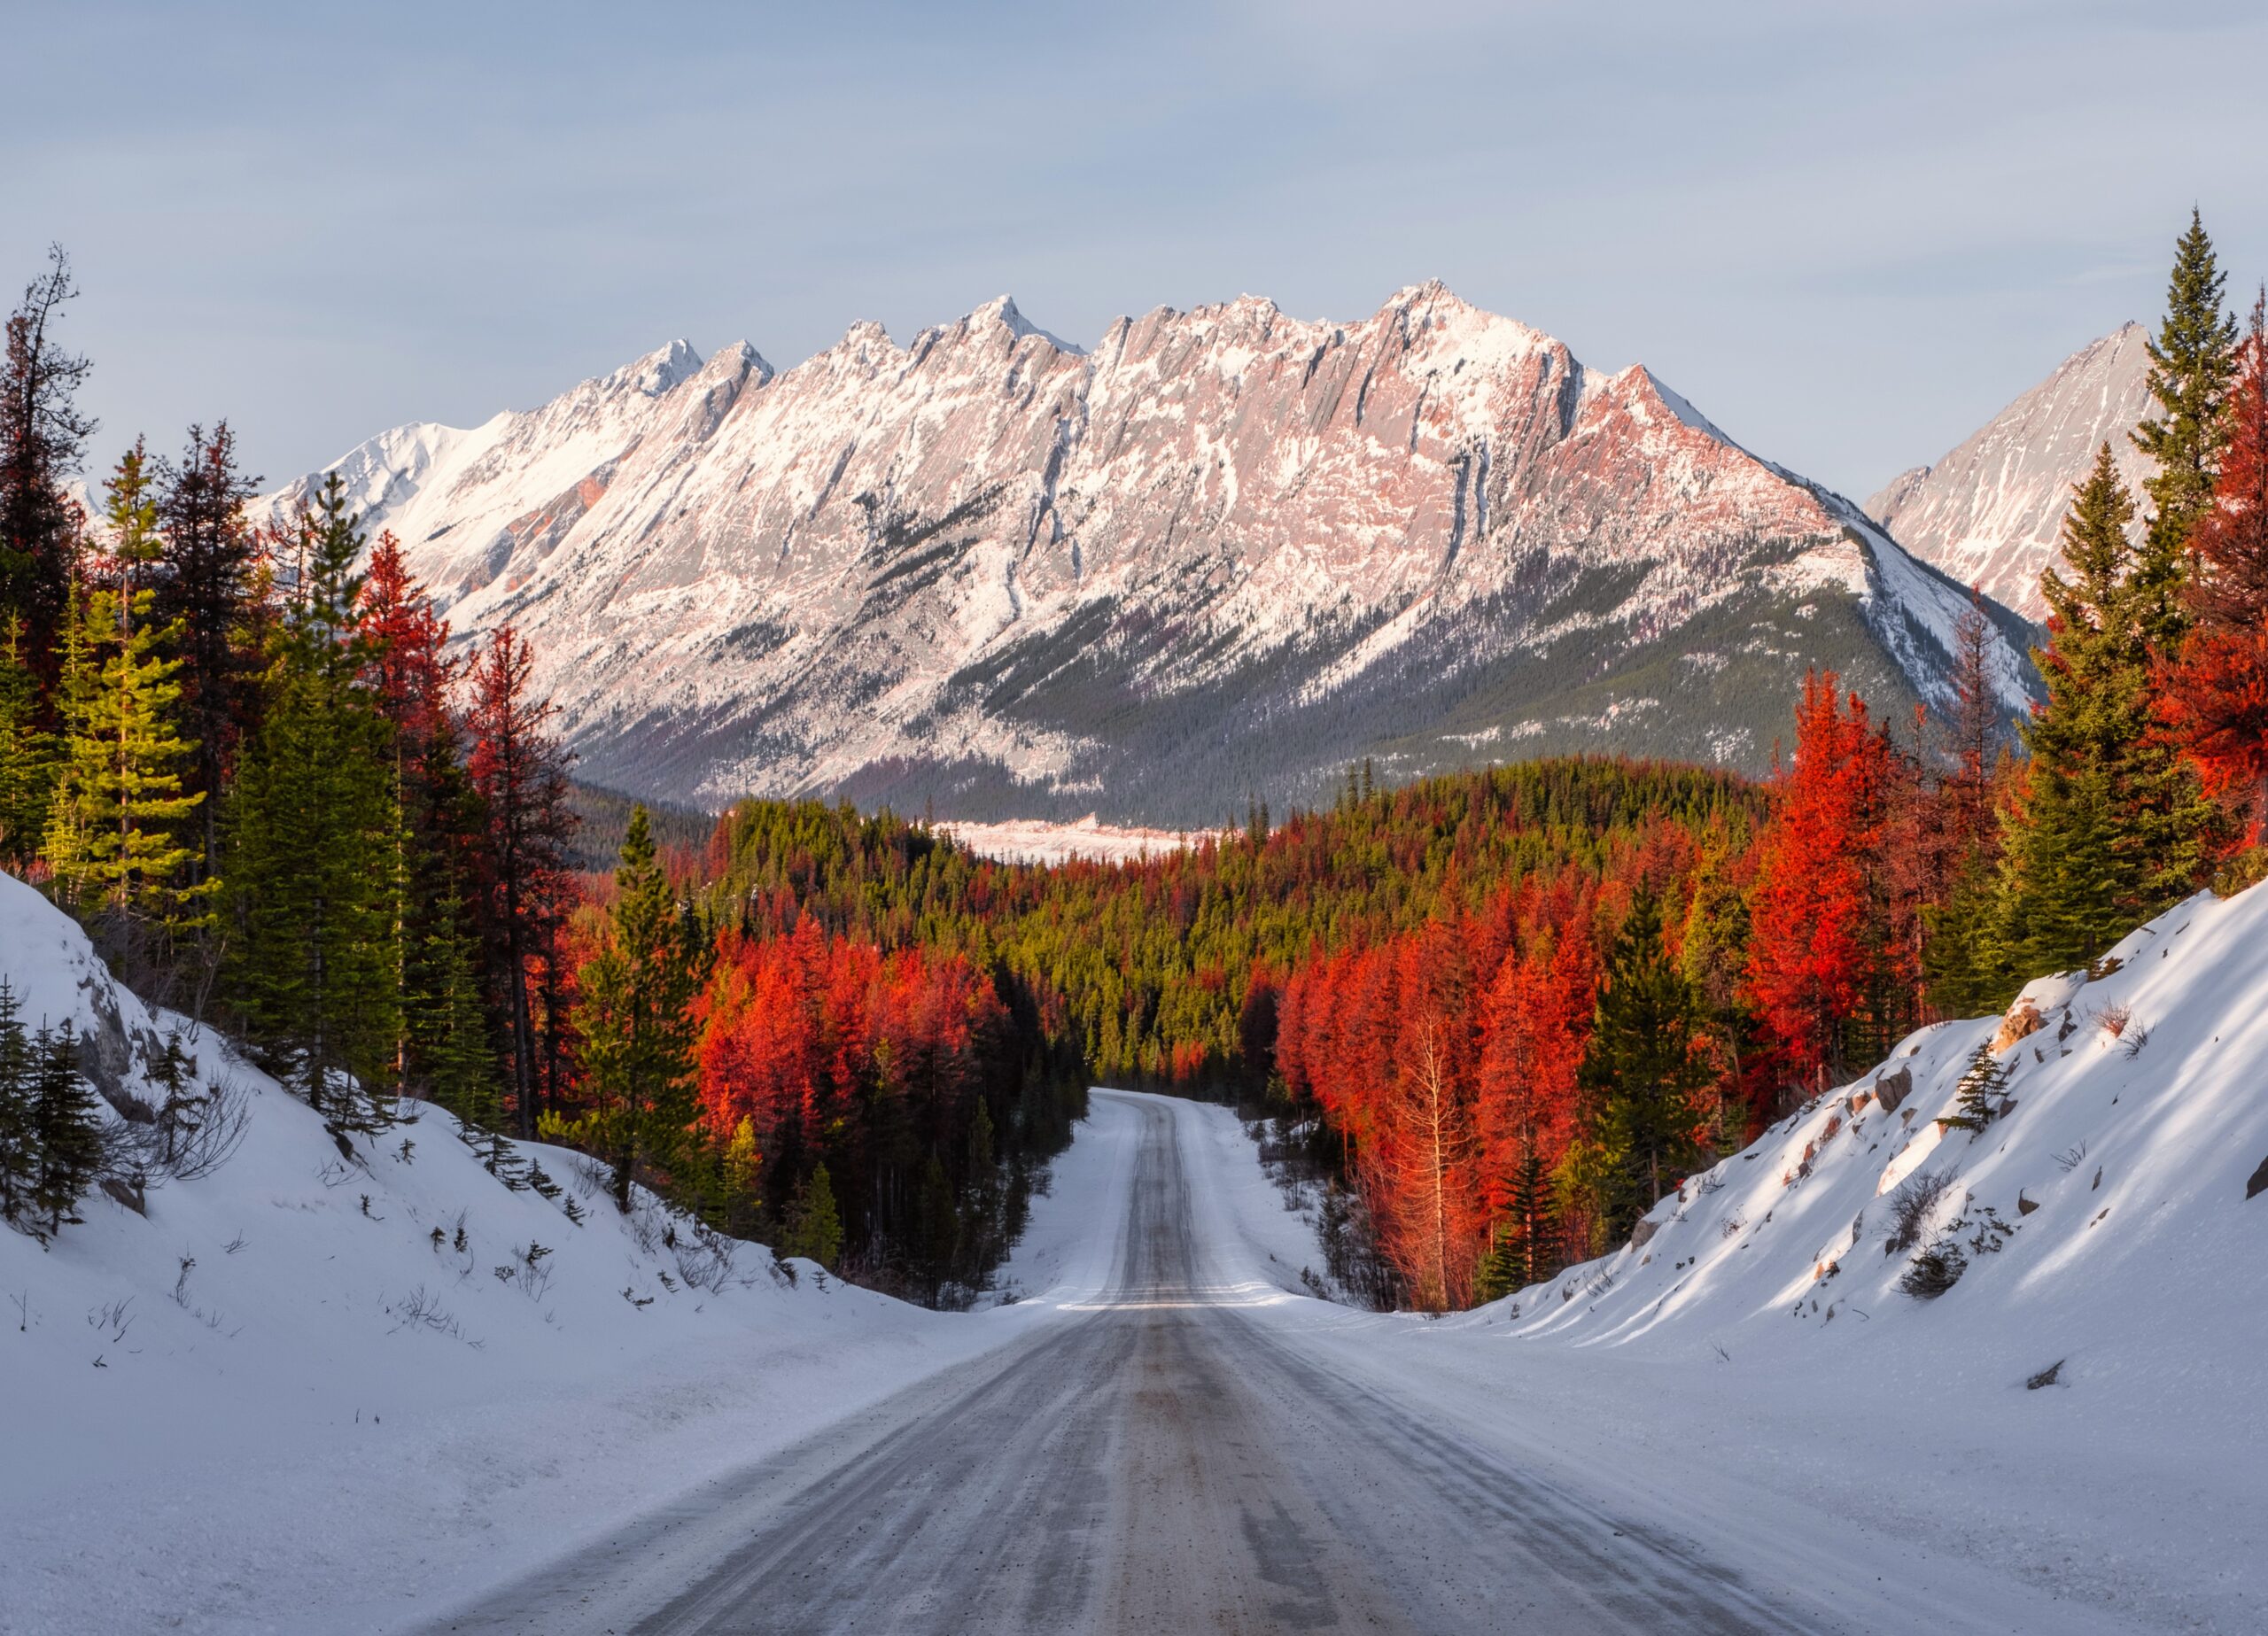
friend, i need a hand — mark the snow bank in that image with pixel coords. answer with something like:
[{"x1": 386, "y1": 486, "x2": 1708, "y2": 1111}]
[{"x1": 0, "y1": 874, "x2": 1099, "y2": 1635}]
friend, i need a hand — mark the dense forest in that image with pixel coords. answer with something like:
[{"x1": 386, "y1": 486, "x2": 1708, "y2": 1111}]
[{"x1": 5, "y1": 217, "x2": 2266, "y2": 1314}]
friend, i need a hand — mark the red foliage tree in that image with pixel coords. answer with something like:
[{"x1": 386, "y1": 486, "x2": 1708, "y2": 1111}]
[
  {"x1": 2161, "y1": 295, "x2": 2268, "y2": 846},
  {"x1": 1744, "y1": 671, "x2": 1915, "y2": 1097}
]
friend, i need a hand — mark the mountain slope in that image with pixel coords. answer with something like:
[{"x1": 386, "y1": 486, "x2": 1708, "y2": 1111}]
[
  {"x1": 270, "y1": 286, "x2": 2038, "y2": 825},
  {"x1": 1868, "y1": 323, "x2": 2153, "y2": 620}
]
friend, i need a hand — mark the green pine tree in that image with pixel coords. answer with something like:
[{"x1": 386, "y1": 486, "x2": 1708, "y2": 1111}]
[
  {"x1": 1998, "y1": 446, "x2": 2198, "y2": 973},
  {"x1": 223, "y1": 475, "x2": 399, "y2": 1124},
  {"x1": 2132, "y1": 208, "x2": 2241, "y2": 640},
  {"x1": 1940, "y1": 1042, "x2": 2011, "y2": 1134},
  {"x1": 1472, "y1": 1220, "x2": 1524, "y2": 1305},
  {"x1": 418, "y1": 888, "x2": 498, "y2": 1130},
  {"x1": 2127, "y1": 211, "x2": 2239, "y2": 892},
  {"x1": 0, "y1": 980, "x2": 35, "y2": 1223},
  {"x1": 913, "y1": 1152, "x2": 958, "y2": 1303},
  {"x1": 783, "y1": 1160, "x2": 843, "y2": 1270},
  {"x1": 43, "y1": 449, "x2": 209, "y2": 977},
  {"x1": 0, "y1": 615, "x2": 57, "y2": 867},
  {"x1": 1575, "y1": 888, "x2": 1709, "y2": 1241},
  {"x1": 571, "y1": 804, "x2": 702, "y2": 1212},
  {"x1": 28, "y1": 1021, "x2": 102, "y2": 1236}
]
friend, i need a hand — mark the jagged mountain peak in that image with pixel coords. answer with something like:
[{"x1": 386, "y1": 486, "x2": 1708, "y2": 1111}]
[
  {"x1": 265, "y1": 284, "x2": 2039, "y2": 823},
  {"x1": 1868, "y1": 322, "x2": 2152, "y2": 619}
]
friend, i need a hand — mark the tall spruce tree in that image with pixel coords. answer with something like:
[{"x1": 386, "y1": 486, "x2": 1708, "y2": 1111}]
[
  {"x1": 2133, "y1": 209, "x2": 2240, "y2": 640},
  {"x1": 0, "y1": 980, "x2": 35, "y2": 1224},
  {"x1": 1575, "y1": 889, "x2": 1708, "y2": 1238},
  {"x1": 224, "y1": 475, "x2": 399, "y2": 1123},
  {"x1": 0, "y1": 614, "x2": 55, "y2": 866},
  {"x1": 28, "y1": 1021, "x2": 101, "y2": 1237},
  {"x1": 465, "y1": 625, "x2": 575, "y2": 1136},
  {"x1": 571, "y1": 805, "x2": 701, "y2": 1212},
  {"x1": 43, "y1": 446, "x2": 208, "y2": 986},
  {"x1": 1998, "y1": 446, "x2": 2186, "y2": 973},
  {"x1": 155, "y1": 422, "x2": 260, "y2": 884}
]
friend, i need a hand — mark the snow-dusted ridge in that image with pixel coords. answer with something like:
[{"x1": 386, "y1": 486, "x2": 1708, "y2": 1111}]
[{"x1": 264, "y1": 283, "x2": 2040, "y2": 826}]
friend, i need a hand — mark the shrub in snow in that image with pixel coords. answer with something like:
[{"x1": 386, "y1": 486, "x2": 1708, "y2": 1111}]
[
  {"x1": 1899, "y1": 1237, "x2": 1968, "y2": 1299},
  {"x1": 1882, "y1": 1167, "x2": 1959, "y2": 1255}
]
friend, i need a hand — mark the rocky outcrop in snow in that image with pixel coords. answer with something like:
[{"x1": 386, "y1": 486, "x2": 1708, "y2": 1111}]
[
  {"x1": 1868, "y1": 323, "x2": 2153, "y2": 621},
  {"x1": 268, "y1": 285, "x2": 2039, "y2": 824}
]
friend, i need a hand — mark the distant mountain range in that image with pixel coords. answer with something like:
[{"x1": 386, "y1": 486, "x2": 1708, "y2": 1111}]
[
  {"x1": 266, "y1": 283, "x2": 2039, "y2": 826},
  {"x1": 1868, "y1": 323, "x2": 2154, "y2": 621}
]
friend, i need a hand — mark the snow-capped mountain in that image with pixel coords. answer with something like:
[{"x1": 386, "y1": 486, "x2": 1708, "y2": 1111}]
[
  {"x1": 1868, "y1": 323, "x2": 2153, "y2": 622},
  {"x1": 268, "y1": 284, "x2": 2037, "y2": 825}
]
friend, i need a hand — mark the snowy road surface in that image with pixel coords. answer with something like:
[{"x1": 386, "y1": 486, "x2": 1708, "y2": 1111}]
[{"x1": 431, "y1": 1094, "x2": 1852, "y2": 1634}]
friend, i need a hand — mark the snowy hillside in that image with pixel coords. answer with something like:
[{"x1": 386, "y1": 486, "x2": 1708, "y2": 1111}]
[
  {"x1": 1868, "y1": 323, "x2": 2152, "y2": 620},
  {"x1": 0, "y1": 875, "x2": 1108, "y2": 1633},
  {"x1": 265, "y1": 285, "x2": 2038, "y2": 826},
  {"x1": 1495, "y1": 876, "x2": 2268, "y2": 1421}
]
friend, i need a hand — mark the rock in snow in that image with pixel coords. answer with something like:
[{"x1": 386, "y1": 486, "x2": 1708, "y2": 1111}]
[
  {"x1": 1868, "y1": 322, "x2": 2154, "y2": 622},
  {"x1": 265, "y1": 285, "x2": 2039, "y2": 826}
]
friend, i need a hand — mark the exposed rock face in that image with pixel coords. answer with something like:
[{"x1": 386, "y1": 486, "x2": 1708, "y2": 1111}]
[
  {"x1": 269, "y1": 285, "x2": 2039, "y2": 825},
  {"x1": 1867, "y1": 324, "x2": 2154, "y2": 622}
]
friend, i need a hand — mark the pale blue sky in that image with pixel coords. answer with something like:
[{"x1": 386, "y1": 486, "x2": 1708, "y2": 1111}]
[{"x1": 7, "y1": 0, "x2": 2264, "y2": 501}]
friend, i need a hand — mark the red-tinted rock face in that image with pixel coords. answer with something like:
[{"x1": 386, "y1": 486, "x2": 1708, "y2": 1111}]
[{"x1": 267, "y1": 284, "x2": 2033, "y2": 819}]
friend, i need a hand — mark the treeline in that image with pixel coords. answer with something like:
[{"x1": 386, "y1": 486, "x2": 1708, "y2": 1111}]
[{"x1": 0, "y1": 247, "x2": 1075, "y2": 1302}]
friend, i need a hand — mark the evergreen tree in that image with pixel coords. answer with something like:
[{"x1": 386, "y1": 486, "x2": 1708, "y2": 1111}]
[
  {"x1": 28, "y1": 1021, "x2": 101, "y2": 1237},
  {"x1": 465, "y1": 624, "x2": 575, "y2": 1136},
  {"x1": 2132, "y1": 208, "x2": 2240, "y2": 644},
  {"x1": 783, "y1": 1160, "x2": 843, "y2": 1269},
  {"x1": 360, "y1": 535, "x2": 483, "y2": 1102},
  {"x1": 0, "y1": 614, "x2": 56, "y2": 866},
  {"x1": 43, "y1": 446, "x2": 207, "y2": 981},
  {"x1": 1999, "y1": 446, "x2": 2199, "y2": 972},
  {"x1": 223, "y1": 475, "x2": 399, "y2": 1122},
  {"x1": 571, "y1": 805, "x2": 701, "y2": 1212},
  {"x1": 0, "y1": 246, "x2": 94, "y2": 663},
  {"x1": 155, "y1": 421, "x2": 261, "y2": 884},
  {"x1": 1940, "y1": 1042, "x2": 2011, "y2": 1134},
  {"x1": 419, "y1": 888, "x2": 500, "y2": 1129},
  {"x1": 913, "y1": 1153, "x2": 957, "y2": 1302},
  {"x1": 1576, "y1": 889, "x2": 1707, "y2": 1238},
  {"x1": 0, "y1": 980, "x2": 35, "y2": 1224}
]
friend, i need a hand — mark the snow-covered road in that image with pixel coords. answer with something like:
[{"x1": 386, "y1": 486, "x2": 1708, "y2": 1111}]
[{"x1": 428, "y1": 1092, "x2": 2131, "y2": 1636}]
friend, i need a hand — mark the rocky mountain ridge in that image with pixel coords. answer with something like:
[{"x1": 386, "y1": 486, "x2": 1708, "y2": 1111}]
[
  {"x1": 268, "y1": 283, "x2": 2038, "y2": 825},
  {"x1": 1868, "y1": 323, "x2": 2153, "y2": 621}
]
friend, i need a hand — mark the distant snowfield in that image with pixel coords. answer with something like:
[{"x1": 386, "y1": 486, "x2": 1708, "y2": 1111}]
[
  {"x1": 5, "y1": 870, "x2": 2268, "y2": 1633},
  {"x1": 934, "y1": 813, "x2": 1200, "y2": 866}
]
